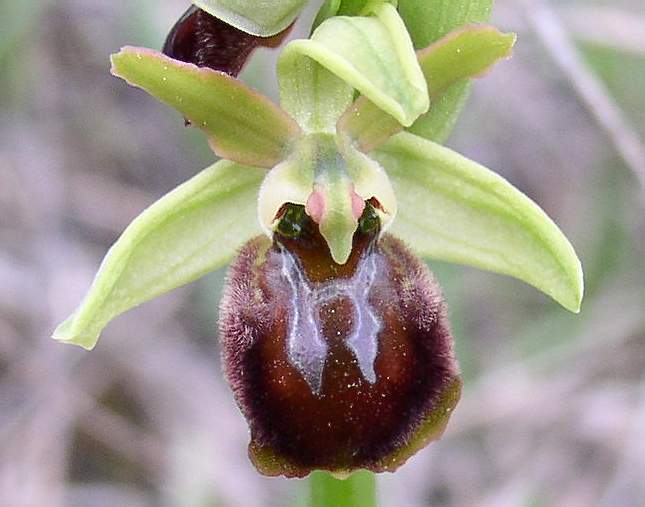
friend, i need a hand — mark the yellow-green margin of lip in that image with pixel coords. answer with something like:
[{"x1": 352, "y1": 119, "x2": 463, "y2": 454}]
[{"x1": 247, "y1": 376, "x2": 462, "y2": 478}]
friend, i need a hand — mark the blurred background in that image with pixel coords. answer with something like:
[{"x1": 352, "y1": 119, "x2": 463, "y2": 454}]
[{"x1": 1, "y1": 0, "x2": 644, "y2": 505}]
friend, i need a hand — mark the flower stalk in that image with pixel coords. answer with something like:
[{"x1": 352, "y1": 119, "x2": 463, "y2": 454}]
[{"x1": 308, "y1": 471, "x2": 376, "y2": 507}]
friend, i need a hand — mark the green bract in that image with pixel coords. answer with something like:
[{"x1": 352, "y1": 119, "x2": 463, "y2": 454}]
[{"x1": 53, "y1": 1, "x2": 583, "y2": 351}]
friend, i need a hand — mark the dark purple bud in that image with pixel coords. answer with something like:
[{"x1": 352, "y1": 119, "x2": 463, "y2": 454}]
[
  {"x1": 219, "y1": 205, "x2": 461, "y2": 477},
  {"x1": 162, "y1": 6, "x2": 293, "y2": 77}
]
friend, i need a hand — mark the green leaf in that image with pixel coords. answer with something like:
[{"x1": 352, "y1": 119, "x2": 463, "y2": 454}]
[
  {"x1": 411, "y1": 80, "x2": 471, "y2": 144},
  {"x1": 279, "y1": 3, "x2": 428, "y2": 132},
  {"x1": 193, "y1": 0, "x2": 307, "y2": 36},
  {"x1": 53, "y1": 161, "x2": 265, "y2": 350},
  {"x1": 336, "y1": 0, "x2": 372, "y2": 15},
  {"x1": 373, "y1": 133, "x2": 584, "y2": 312},
  {"x1": 339, "y1": 25, "x2": 515, "y2": 151},
  {"x1": 111, "y1": 47, "x2": 300, "y2": 168},
  {"x1": 398, "y1": 0, "x2": 494, "y2": 48},
  {"x1": 398, "y1": 0, "x2": 494, "y2": 142},
  {"x1": 311, "y1": 0, "x2": 341, "y2": 32}
]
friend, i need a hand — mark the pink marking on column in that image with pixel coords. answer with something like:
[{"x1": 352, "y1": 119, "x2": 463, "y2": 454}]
[
  {"x1": 305, "y1": 185, "x2": 326, "y2": 224},
  {"x1": 350, "y1": 185, "x2": 366, "y2": 220}
]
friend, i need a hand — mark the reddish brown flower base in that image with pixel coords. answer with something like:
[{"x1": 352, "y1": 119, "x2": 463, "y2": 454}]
[
  {"x1": 220, "y1": 214, "x2": 461, "y2": 478},
  {"x1": 163, "y1": 6, "x2": 292, "y2": 77}
]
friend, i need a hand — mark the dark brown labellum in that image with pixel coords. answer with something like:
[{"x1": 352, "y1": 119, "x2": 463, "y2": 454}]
[
  {"x1": 162, "y1": 6, "x2": 292, "y2": 77},
  {"x1": 220, "y1": 206, "x2": 461, "y2": 477}
]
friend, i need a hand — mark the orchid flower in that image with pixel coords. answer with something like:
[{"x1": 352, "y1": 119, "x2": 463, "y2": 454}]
[{"x1": 52, "y1": 0, "x2": 583, "y2": 478}]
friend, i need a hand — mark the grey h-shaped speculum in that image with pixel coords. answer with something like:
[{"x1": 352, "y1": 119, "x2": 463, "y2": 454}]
[{"x1": 278, "y1": 244, "x2": 381, "y2": 394}]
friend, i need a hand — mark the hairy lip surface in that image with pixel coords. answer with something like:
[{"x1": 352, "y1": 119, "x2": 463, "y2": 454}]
[{"x1": 220, "y1": 223, "x2": 461, "y2": 477}]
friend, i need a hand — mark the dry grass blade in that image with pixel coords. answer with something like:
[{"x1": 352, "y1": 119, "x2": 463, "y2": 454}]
[
  {"x1": 558, "y1": 5, "x2": 645, "y2": 55},
  {"x1": 521, "y1": 0, "x2": 645, "y2": 191}
]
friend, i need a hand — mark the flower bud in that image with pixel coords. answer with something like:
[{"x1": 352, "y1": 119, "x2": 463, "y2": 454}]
[
  {"x1": 163, "y1": 6, "x2": 292, "y2": 77},
  {"x1": 220, "y1": 204, "x2": 461, "y2": 477}
]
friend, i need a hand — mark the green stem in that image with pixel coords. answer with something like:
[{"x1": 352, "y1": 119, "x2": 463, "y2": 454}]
[{"x1": 308, "y1": 471, "x2": 377, "y2": 507}]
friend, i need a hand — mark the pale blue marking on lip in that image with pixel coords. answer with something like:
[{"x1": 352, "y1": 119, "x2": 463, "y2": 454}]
[{"x1": 278, "y1": 243, "x2": 382, "y2": 394}]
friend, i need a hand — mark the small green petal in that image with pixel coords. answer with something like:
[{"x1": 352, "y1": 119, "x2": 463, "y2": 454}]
[
  {"x1": 340, "y1": 25, "x2": 515, "y2": 152},
  {"x1": 373, "y1": 133, "x2": 584, "y2": 312},
  {"x1": 193, "y1": 0, "x2": 307, "y2": 36},
  {"x1": 417, "y1": 25, "x2": 515, "y2": 96},
  {"x1": 111, "y1": 47, "x2": 300, "y2": 168},
  {"x1": 410, "y1": 25, "x2": 515, "y2": 140},
  {"x1": 312, "y1": 0, "x2": 401, "y2": 32},
  {"x1": 279, "y1": 3, "x2": 428, "y2": 132},
  {"x1": 336, "y1": 0, "x2": 378, "y2": 15},
  {"x1": 52, "y1": 161, "x2": 265, "y2": 349},
  {"x1": 398, "y1": 0, "x2": 494, "y2": 143}
]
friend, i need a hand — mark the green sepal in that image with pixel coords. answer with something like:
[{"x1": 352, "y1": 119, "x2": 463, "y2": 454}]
[
  {"x1": 193, "y1": 0, "x2": 307, "y2": 36},
  {"x1": 339, "y1": 25, "x2": 515, "y2": 152},
  {"x1": 373, "y1": 132, "x2": 584, "y2": 312},
  {"x1": 278, "y1": 43, "x2": 354, "y2": 134},
  {"x1": 52, "y1": 161, "x2": 265, "y2": 349},
  {"x1": 279, "y1": 3, "x2": 428, "y2": 133},
  {"x1": 111, "y1": 47, "x2": 300, "y2": 168}
]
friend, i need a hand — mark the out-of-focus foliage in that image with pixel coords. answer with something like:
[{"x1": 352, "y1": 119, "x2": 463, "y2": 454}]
[{"x1": 1, "y1": 1, "x2": 644, "y2": 507}]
